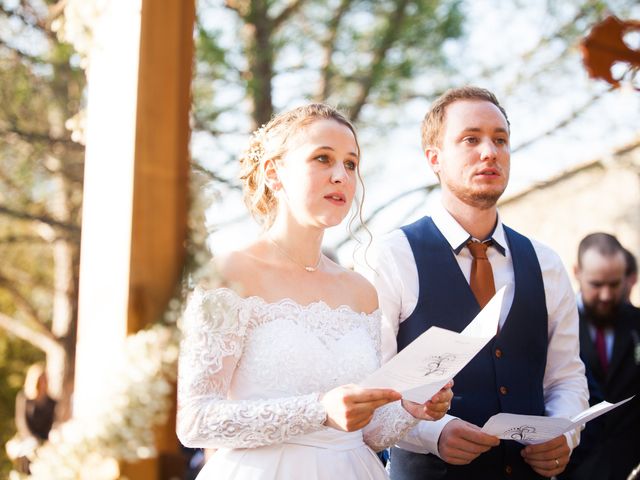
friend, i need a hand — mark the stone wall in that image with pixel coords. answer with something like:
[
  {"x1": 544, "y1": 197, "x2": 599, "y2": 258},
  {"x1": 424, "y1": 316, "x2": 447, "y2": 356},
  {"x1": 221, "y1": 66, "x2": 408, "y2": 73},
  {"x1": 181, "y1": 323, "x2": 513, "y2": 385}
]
[{"x1": 499, "y1": 142, "x2": 640, "y2": 304}]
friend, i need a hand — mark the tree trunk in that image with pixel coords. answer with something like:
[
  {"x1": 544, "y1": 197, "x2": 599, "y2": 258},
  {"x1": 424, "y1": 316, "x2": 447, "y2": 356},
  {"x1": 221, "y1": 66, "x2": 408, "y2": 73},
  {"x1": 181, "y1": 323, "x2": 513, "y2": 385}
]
[
  {"x1": 47, "y1": 165, "x2": 80, "y2": 421},
  {"x1": 43, "y1": 48, "x2": 84, "y2": 422},
  {"x1": 245, "y1": 0, "x2": 274, "y2": 129}
]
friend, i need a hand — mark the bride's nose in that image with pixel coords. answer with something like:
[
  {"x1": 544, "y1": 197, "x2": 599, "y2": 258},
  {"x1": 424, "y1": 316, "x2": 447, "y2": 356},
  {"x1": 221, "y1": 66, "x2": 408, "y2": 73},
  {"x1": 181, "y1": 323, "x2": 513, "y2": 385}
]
[{"x1": 330, "y1": 163, "x2": 348, "y2": 184}]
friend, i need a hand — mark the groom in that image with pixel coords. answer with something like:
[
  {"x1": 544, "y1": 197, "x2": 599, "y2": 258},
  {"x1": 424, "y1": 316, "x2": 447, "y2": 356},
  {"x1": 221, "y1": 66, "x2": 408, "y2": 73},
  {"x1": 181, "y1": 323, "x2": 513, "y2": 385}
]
[{"x1": 364, "y1": 86, "x2": 589, "y2": 479}]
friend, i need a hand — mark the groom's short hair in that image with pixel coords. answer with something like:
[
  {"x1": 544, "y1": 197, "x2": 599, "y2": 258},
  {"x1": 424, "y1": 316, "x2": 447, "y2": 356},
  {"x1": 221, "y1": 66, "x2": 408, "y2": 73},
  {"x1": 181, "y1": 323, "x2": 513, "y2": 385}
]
[{"x1": 421, "y1": 86, "x2": 509, "y2": 151}]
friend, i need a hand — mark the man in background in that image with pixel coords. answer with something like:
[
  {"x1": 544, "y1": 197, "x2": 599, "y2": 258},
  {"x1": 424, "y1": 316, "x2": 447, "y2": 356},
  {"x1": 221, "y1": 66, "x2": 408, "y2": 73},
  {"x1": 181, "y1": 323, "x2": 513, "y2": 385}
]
[{"x1": 560, "y1": 233, "x2": 640, "y2": 480}]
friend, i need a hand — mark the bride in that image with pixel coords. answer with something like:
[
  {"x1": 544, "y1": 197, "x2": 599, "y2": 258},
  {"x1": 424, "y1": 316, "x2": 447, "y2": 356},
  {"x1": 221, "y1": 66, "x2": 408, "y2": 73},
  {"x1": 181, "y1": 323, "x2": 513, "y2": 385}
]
[{"x1": 176, "y1": 103, "x2": 453, "y2": 479}]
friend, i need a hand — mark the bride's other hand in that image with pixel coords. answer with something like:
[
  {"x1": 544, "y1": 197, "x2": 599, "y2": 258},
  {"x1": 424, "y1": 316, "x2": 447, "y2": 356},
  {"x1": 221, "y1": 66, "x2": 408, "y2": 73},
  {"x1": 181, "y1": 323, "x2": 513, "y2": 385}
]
[
  {"x1": 321, "y1": 385, "x2": 402, "y2": 432},
  {"x1": 402, "y1": 380, "x2": 454, "y2": 421}
]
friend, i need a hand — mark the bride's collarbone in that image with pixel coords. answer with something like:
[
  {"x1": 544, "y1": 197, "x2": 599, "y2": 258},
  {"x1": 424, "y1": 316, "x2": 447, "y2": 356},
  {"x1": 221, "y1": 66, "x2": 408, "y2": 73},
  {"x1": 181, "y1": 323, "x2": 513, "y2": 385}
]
[
  {"x1": 241, "y1": 272, "x2": 362, "y2": 312},
  {"x1": 218, "y1": 251, "x2": 373, "y2": 313}
]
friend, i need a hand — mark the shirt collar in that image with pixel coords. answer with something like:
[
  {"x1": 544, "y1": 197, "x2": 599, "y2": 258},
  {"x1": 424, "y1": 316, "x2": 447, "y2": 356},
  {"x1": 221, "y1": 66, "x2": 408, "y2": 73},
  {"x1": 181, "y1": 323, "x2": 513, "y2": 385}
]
[{"x1": 431, "y1": 201, "x2": 507, "y2": 256}]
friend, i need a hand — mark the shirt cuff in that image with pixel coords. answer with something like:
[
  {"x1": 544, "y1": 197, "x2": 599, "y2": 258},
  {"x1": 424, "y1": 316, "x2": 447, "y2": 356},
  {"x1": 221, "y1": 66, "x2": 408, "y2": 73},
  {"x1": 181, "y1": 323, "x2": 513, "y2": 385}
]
[
  {"x1": 564, "y1": 426, "x2": 581, "y2": 452},
  {"x1": 394, "y1": 414, "x2": 456, "y2": 456}
]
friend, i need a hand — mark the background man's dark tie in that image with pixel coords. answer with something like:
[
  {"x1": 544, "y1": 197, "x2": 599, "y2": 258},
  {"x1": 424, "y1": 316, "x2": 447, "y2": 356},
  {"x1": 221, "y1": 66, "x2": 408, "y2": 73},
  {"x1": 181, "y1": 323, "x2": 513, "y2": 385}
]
[{"x1": 595, "y1": 327, "x2": 608, "y2": 374}]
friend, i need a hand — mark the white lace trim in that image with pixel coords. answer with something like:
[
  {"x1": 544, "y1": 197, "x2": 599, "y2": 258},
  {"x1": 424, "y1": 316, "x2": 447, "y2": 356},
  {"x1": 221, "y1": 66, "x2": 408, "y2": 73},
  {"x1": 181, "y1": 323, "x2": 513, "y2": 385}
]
[{"x1": 364, "y1": 401, "x2": 419, "y2": 452}]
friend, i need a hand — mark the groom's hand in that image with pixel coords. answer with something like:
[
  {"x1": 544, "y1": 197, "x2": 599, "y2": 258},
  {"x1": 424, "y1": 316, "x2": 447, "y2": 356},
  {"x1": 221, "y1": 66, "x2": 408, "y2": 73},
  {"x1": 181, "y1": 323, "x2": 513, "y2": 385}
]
[
  {"x1": 438, "y1": 419, "x2": 500, "y2": 465},
  {"x1": 521, "y1": 434, "x2": 570, "y2": 477},
  {"x1": 321, "y1": 385, "x2": 401, "y2": 432},
  {"x1": 402, "y1": 381, "x2": 454, "y2": 421}
]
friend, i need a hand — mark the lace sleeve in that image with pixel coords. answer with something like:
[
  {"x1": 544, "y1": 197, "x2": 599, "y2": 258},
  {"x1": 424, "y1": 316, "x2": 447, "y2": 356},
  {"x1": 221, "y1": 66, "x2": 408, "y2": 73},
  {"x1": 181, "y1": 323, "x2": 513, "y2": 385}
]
[
  {"x1": 363, "y1": 400, "x2": 419, "y2": 452},
  {"x1": 359, "y1": 309, "x2": 418, "y2": 452},
  {"x1": 176, "y1": 288, "x2": 327, "y2": 449}
]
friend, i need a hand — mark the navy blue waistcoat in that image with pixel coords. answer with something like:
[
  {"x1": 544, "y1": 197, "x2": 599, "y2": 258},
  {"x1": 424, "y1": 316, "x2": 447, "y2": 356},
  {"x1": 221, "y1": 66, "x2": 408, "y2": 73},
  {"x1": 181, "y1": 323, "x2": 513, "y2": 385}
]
[{"x1": 390, "y1": 216, "x2": 548, "y2": 480}]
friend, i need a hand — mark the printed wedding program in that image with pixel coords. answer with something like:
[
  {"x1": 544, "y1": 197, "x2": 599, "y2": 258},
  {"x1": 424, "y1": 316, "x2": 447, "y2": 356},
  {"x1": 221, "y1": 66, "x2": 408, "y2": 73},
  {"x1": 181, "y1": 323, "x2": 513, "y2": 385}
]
[
  {"x1": 481, "y1": 396, "x2": 634, "y2": 444},
  {"x1": 360, "y1": 286, "x2": 508, "y2": 403}
]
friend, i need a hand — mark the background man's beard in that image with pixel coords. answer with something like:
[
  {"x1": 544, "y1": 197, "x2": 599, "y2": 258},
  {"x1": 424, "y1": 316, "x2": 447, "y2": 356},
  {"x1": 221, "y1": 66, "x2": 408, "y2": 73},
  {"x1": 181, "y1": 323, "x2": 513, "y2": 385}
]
[
  {"x1": 449, "y1": 184, "x2": 504, "y2": 210},
  {"x1": 584, "y1": 303, "x2": 619, "y2": 329}
]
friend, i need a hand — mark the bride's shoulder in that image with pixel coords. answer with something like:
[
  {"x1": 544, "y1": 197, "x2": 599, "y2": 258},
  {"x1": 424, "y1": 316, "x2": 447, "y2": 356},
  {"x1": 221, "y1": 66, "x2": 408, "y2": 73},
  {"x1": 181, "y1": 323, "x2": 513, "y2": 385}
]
[
  {"x1": 202, "y1": 243, "x2": 264, "y2": 291},
  {"x1": 185, "y1": 248, "x2": 257, "y2": 311},
  {"x1": 183, "y1": 255, "x2": 264, "y2": 332}
]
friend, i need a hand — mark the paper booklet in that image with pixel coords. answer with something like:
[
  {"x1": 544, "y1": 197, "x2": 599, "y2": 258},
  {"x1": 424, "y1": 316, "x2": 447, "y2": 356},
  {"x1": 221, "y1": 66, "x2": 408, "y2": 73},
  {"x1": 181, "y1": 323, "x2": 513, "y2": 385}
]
[
  {"x1": 360, "y1": 285, "x2": 509, "y2": 404},
  {"x1": 481, "y1": 396, "x2": 634, "y2": 444}
]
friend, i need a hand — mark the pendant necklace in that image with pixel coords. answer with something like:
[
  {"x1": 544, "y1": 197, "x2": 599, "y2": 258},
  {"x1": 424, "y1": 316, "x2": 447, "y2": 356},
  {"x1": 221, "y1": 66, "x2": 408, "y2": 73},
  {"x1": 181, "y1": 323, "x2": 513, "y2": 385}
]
[{"x1": 268, "y1": 236, "x2": 322, "y2": 272}]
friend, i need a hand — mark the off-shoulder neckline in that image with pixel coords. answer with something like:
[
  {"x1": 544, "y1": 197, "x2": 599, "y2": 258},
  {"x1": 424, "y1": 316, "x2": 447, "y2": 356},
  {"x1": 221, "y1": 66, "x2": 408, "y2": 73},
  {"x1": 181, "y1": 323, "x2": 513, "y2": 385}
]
[{"x1": 197, "y1": 286, "x2": 380, "y2": 318}]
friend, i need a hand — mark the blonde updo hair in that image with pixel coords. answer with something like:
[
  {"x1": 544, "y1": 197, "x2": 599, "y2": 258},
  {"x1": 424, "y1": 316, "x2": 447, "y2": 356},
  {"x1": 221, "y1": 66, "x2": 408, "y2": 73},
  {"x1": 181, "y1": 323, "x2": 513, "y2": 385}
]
[{"x1": 239, "y1": 103, "x2": 361, "y2": 229}]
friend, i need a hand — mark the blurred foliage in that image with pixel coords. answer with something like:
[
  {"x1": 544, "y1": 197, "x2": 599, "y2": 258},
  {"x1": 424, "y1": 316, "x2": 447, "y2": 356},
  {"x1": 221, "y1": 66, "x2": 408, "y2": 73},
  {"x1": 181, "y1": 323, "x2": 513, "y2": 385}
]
[
  {"x1": 193, "y1": 0, "x2": 464, "y2": 140},
  {"x1": 191, "y1": 0, "x2": 639, "y2": 236},
  {"x1": 0, "y1": 0, "x2": 84, "y2": 474}
]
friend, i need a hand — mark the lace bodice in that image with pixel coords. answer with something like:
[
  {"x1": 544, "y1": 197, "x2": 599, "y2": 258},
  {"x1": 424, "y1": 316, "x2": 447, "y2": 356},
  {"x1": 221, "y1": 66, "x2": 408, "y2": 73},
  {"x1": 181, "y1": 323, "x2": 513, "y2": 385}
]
[{"x1": 176, "y1": 287, "x2": 417, "y2": 451}]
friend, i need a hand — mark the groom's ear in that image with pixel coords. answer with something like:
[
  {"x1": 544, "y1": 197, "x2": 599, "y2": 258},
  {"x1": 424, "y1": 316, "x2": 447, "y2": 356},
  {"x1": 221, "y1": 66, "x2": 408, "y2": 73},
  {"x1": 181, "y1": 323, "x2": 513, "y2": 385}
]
[{"x1": 425, "y1": 146, "x2": 441, "y2": 176}]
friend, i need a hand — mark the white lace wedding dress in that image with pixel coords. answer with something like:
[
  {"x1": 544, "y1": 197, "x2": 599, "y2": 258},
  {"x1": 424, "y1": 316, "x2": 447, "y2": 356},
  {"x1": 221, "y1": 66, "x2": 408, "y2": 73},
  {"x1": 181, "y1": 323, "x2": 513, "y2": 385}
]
[{"x1": 177, "y1": 287, "x2": 419, "y2": 479}]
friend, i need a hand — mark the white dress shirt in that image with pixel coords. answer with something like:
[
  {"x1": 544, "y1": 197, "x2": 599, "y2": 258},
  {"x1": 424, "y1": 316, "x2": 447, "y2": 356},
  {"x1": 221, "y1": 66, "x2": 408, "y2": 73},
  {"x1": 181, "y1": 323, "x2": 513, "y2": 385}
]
[{"x1": 358, "y1": 202, "x2": 589, "y2": 457}]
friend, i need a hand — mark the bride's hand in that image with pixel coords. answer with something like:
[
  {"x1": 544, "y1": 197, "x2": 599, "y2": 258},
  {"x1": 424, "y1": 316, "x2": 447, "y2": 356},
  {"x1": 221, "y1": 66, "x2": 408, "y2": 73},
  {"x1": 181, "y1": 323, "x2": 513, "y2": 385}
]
[
  {"x1": 320, "y1": 384, "x2": 401, "y2": 431},
  {"x1": 402, "y1": 381, "x2": 454, "y2": 421}
]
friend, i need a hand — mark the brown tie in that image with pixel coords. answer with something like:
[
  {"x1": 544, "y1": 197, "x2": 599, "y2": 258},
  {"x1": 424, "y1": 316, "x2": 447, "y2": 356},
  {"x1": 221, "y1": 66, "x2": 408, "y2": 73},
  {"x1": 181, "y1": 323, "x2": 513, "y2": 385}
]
[{"x1": 467, "y1": 240, "x2": 496, "y2": 309}]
